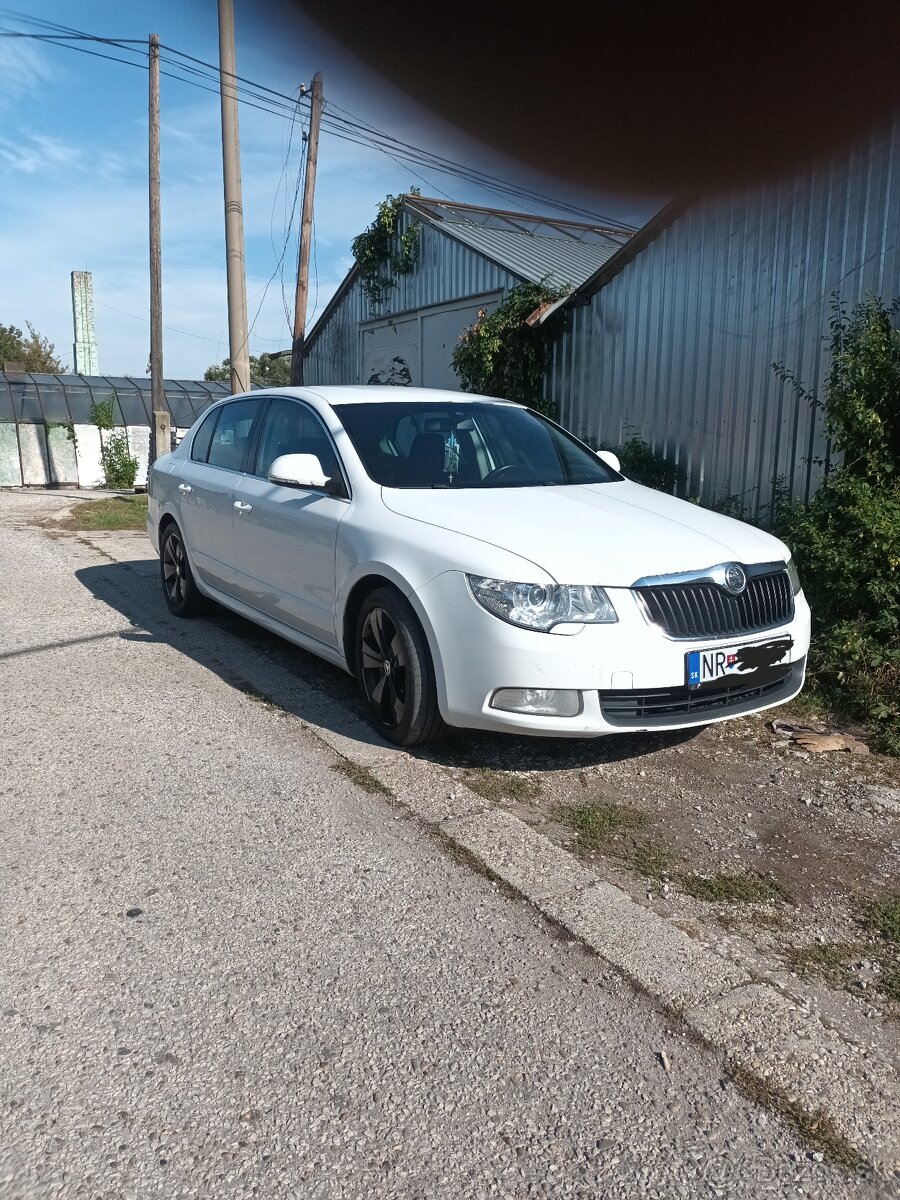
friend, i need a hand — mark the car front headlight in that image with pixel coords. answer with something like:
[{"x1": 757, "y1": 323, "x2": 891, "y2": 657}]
[
  {"x1": 466, "y1": 575, "x2": 618, "y2": 632},
  {"x1": 785, "y1": 557, "x2": 801, "y2": 595}
]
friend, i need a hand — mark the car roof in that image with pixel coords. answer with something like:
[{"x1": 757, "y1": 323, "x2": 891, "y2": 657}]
[
  {"x1": 200, "y1": 386, "x2": 522, "y2": 424},
  {"x1": 297, "y1": 385, "x2": 519, "y2": 409}
]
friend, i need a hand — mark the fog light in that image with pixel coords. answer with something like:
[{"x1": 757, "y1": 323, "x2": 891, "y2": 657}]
[{"x1": 490, "y1": 688, "x2": 582, "y2": 717}]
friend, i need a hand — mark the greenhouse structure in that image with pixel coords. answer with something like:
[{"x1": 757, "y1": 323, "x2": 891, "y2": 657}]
[{"x1": 0, "y1": 373, "x2": 237, "y2": 488}]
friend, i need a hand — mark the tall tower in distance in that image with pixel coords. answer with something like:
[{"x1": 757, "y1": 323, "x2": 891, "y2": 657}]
[{"x1": 71, "y1": 270, "x2": 99, "y2": 375}]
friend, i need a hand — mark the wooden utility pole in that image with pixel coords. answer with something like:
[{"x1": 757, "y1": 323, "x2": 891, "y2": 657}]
[
  {"x1": 217, "y1": 0, "x2": 250, "y2": 394},
  {"x1": 290, "y1": 72, "x2": 324, "y2": 387},
  {"x1": 148, "y1": 32, "x2": 166, "y2": 462}
]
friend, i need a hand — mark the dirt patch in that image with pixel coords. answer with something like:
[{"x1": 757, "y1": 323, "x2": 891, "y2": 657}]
[{"x1": 424, "y1": 703, "x2": 900, "y2": 1030}]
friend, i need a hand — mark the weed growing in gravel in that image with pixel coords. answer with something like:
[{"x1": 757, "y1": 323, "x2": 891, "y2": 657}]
[
  {"x1": 554, "y1": 801, "x2": 647, "y2": 851},
  {"x1": 863, "y1": 895, "x2": 900, "y2": 944},
  {"x1": 882, "y1": 970, "x2": 900, "y2": 1002},
  {"x1": 232, "y1": 682, "x2": 285, "y2": 711},
  {"x1": 785, "y1": 942, "x2": 862, "y2": 987},
  {"x1": 726, "y1": 1064, "x2": 865, "y2": 1171},
  {"x1": 464, "y1": 769, "x2": 541, "y2": 803},
  {"x1": 680, "y1": 871, "x2": 790, "y2": 905},
  {"x1": 618, "y1": 840, "x2": 676, "y2": 880},
  {"x1": 331, "y1": 760, "x2": 392, "y2": 797},
  {"x1": 747, "y1": 908, "x2": 792, "y2": 931}
]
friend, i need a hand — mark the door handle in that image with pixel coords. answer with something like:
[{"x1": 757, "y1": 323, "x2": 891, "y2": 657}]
[
  {"x1": 178, "y1": 483, "x2": 192, "y2": 493},
  {"x1": 233, "y1": 501, "x2": 253, "y2": 512}
]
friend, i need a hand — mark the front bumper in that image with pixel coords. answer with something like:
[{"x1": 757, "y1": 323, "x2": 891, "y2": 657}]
[{"x1": 413, "y1": 571, "x2": 811, "y2": 737}]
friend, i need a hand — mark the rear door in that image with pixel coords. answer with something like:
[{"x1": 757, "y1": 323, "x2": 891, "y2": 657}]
[
  {"x1": 231, "y1": 397, "x2": 349, "y2": 646},
  {"x1": 176, "y1": 397, "x2": 264, "y2": 594}
]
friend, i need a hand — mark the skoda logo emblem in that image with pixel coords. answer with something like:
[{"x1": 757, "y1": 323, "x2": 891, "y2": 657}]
[{"x1": 724, "y1": 564, "x2": 747, "y2": 594}]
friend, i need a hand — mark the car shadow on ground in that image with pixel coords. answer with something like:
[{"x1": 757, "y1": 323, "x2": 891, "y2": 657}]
[{"x1": 75, "y1": 559, "x2": 699, "y2": 772}]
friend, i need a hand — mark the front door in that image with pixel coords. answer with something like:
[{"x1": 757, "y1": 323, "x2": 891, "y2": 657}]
[{"x1": 231, "y1": 398, "x2": 348, "y2": 647}]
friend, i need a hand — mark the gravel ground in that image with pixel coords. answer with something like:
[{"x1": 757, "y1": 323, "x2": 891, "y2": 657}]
[{"x1": 0, "y1": 490, "x2": 891, "y2": 1199}]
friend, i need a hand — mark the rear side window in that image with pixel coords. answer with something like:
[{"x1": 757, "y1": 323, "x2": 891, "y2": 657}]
[
  {"x1": 190, "y1": 407, "x2": 220, "y2": 463},
  {"x1": 206, "y1": 399, "x2": 259, "y2": 471}
]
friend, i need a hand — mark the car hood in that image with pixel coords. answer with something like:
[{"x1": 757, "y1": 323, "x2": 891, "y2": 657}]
[{"x1": 381, "y1": 481, "x2": 788, "y2": 585}]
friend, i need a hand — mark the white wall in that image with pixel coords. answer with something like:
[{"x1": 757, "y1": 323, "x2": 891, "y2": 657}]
[{"x1": 0, "y1": 421, "x2": 150, "y2": 490}]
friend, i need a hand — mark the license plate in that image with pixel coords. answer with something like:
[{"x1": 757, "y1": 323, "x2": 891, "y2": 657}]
[{"x1": 687, "y1": 637, "x2": 793, "y2": 689}]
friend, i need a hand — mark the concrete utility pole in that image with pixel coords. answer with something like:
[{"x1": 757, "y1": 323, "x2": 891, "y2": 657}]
[
  {"x1": 217, "y1": 0, "x2": 250, "y2": 395},
  {"x1": 290, "y1": 72, "x2": 324, "y2": 387},
  {"x1": 148, "y1": 32, "x2": 167, "y2": 462}
]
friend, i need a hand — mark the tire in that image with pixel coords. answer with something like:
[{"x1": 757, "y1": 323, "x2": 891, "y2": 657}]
[
  {"x1": 160, "y1": 523, "x2": 208, "y2": 617},
  {"x1": 355, "y1": 587, "x2": 448, "y2": 747}
]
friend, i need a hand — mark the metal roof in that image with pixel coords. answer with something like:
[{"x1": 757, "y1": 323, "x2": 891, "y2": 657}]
[
  {"x1": 0, "y1": 372, "x2": 239, "y2": 427},
  {"x1": 402, "y1": 196, "x2": 634, "y2": 290}
]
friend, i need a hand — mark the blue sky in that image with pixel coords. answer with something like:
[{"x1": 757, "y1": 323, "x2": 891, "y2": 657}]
[{"x1": 0, "y1": 2, "x2": 654, "y2": 378}]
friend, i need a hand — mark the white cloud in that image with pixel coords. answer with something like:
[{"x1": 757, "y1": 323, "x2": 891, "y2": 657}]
[
  {"x1": 0, "y1": 130, "x2": 81, "y2": 174},
  {"x1": 0, "y1": 38, "x2": 54, "y2": 109}
]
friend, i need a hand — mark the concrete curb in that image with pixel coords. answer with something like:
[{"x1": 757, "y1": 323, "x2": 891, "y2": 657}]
[{"x1": 304, "y1": 717, "x2": 900, "y2": 1178}]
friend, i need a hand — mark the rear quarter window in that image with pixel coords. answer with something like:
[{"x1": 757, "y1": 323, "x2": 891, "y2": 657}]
[{"x1": 191, "y1": 407, "x2": 220, "y2": 463}]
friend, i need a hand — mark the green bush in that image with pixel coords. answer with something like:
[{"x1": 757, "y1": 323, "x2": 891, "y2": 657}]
[
  {"x1": 90, "y1": 394, "x2": 116, "y2": 431},
  {"x1": 610, "y1": 436, "x2": 678, "y2": 492},
  {"x1": 100, "y1": 429, "x2": 139, "y2": 490},
  {"x1": 351, "y1": 189, "x2": 421, "y2": 310},
  {"x1": 452, "y1": 281, "x2": 564, "y2": 416},
  {"x1": 773, "y1": 294, "x2": 900, "y2": 753}
]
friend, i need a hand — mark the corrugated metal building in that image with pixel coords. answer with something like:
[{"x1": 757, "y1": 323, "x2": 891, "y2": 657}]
[
  {"x1": 544, "y1": 114, "x2": 900, "y2": 515},
  {"x1": 303, "y1": 196, "x2": 633, "y2": 390}
]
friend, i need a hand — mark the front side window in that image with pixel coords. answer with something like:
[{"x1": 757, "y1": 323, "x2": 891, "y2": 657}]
[
  {"x1": 254, "y1": 398, "x2": 340, "y2": 481},
  {"x1": 334, "y1": 402, "x2": 620, "y2": 489},
  {"x1": 206, "y1": 399, "x2": 259, "y2": 471}
]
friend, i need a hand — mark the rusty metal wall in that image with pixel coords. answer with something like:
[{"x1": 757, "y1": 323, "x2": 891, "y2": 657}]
[
  {"x1": 304, "y1": 212, "x2": 522, "y2": 386},
  {"x1": 548, "y1": 115, "x2": 900, "y2": 515}
]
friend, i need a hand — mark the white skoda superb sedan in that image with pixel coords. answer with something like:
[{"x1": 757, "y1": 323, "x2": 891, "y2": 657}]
[{"x1": 147, "y1": 386, "x2": 810, "y2": 746}]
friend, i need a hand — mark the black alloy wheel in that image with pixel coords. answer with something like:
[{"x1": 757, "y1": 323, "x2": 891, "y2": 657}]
[
  {"x1": 160, "y1": 524, "x2": 207, "y2": 617},
  {"x1": 355, "y1": 587, "x2": 447, "y2": 747}
]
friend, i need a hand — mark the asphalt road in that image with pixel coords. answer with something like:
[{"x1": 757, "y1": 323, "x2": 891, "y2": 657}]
[{"x1": 0, "y1": 492, "x2": 883, "y2": 1199}]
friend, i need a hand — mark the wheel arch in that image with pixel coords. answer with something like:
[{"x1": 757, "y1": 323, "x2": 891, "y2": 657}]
[
  {"x1": 342, "y1": 573, "x2": 400, "y2": 676},
  {"x1": 157, "y1": 510, "x2": 179, "y2": 542}
]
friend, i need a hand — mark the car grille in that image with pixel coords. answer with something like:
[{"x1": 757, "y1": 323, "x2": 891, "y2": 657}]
[
  {"x1": 633, "y1": 569, "x2": 794, "y2": 639},
  {"x1": 599, "y1": 660, "x2": 803, "y2": 727}
]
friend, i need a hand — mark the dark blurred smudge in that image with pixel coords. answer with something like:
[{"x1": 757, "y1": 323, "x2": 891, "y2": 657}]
[{"x1": 265, "y1": 0, "x2": 900, "y2": 195}]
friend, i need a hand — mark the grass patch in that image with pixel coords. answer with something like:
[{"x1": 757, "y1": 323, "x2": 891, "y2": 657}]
[
  {"x1": 52, "y1": 493, "x2": 148, "y2": 531},
  {"x1": 464, "y1": 769, "x2": 541, "y2": 803},
  {"x1": 747, "y1": 908, "x2": 792, "y2": 931},
  {"x1": 554, "y1": 801, "x2": 647, "y2": 851},
  {"x1": 680, "y1": 871, "x2": 790, "y2": 905},
  {"x1": 617, "y1": 840, "x2": 677, "y2": 880},
  {"x1": 862, "y1": 895, "x2": 900, "y2": 944},
  {"x1": 331, "y1": 760, "x2": 392, "y2": 797},
  {"x1": 882, "y1": 969, "x2": 900, "y2": 1002},
  {"x1": 726, "y1": 1063, "x2": 865, "y2": 1171},
  {"x1": 786, "y1": 939, "x2": 900, "y2": 1003},
  {"x1": 785, "y1": 942, "x2": 861, "y2": 987}
]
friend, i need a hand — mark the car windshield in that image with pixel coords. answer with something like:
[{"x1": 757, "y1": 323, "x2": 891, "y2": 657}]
[{"x1": 334, "y1": 401, "x2": 620, "y2": 489}]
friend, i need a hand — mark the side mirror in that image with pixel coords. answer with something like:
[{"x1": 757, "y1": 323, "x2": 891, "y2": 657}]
[
  {"x1": 269, "y1": 453, "x2": 330, "y2": 490},
  {"x1": 596, "y1": 449, "x2": 622, "y2": 474}
]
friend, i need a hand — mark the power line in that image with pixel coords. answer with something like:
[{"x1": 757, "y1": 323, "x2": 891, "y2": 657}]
[{"x1": 1, "y1": 12, "x2": 637, "y2": 228}]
